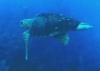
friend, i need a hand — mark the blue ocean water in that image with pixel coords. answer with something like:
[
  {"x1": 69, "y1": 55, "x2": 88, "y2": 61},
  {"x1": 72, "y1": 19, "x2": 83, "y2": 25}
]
[{"x1": 0, "y1": 0, "x2": 100, "y2": 71}]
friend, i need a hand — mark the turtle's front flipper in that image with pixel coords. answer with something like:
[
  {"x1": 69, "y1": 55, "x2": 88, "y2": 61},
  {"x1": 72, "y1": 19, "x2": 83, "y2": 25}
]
[{"x1": 23, "y1": 31, "x2": 30, "y2": 61}]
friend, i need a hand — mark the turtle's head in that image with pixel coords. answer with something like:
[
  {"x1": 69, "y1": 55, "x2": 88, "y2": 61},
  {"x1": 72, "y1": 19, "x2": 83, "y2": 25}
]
[{"x1": 20, "y1": 19, "x2": 33, "y2": 29}]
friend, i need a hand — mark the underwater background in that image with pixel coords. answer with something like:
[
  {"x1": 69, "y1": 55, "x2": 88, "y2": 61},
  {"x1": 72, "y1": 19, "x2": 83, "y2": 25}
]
[{"x1": 0, "y1": 0, "x2": 100, "y2": 71}]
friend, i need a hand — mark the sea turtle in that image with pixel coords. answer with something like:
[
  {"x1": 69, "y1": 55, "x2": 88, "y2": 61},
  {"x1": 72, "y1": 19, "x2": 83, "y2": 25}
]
[{"x1": 20, "y1": 13, "x2": 93, "y2": 60}]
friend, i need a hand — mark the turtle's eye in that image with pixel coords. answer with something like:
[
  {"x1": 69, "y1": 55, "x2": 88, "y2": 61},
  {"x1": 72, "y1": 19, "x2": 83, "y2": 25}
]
[
  {"x1": 20, "y1": 20, "x2": 24, "y2": 27},
  {"x1": 20, "y1": 20, "x2": 28, "y2": 28}
]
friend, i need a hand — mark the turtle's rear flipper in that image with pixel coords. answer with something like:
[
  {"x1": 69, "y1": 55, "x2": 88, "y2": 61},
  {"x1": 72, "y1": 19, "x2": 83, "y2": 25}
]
[
  {"x1": 77, "y1": 22, "x2": 93, "y2": 30},
  {"x1": 54, "y1": 34, "x2": 69, "y2": 46},
  {"x1": 23, "y1": 31, "x2": 30, "y2": 61}
]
